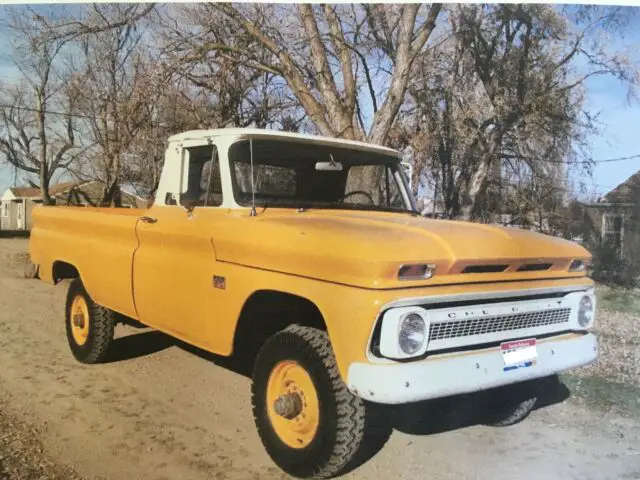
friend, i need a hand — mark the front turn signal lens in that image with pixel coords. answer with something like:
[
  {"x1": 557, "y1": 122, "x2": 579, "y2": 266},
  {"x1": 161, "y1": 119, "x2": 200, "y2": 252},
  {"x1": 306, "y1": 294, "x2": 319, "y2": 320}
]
[
  {"x1": 569, "y1": 259, "x2": 588, "y2": 272},
  {"x1": 398, "y1": 264, "x2": 435, "y2": 281}
]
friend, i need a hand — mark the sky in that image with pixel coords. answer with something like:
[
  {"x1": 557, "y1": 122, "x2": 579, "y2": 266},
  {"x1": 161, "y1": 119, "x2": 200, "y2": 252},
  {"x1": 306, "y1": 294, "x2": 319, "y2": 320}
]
[
  {"x1": 0, "y1": 5, "x2": 639, "y2": 202},
  {"x1": 581, "y1": 73, "x2": 640, "y2": 200}
]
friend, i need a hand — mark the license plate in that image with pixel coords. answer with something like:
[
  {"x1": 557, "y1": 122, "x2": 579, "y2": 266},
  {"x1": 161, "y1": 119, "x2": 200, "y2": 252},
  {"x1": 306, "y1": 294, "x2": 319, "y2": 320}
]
[{"x1": 501, "y1": 338, "x2": 537, "y2": 372}]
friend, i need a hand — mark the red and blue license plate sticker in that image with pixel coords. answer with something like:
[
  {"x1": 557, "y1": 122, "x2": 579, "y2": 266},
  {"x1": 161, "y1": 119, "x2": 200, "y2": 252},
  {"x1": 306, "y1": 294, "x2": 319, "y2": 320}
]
[{"x1": 501, "y1": 338, "x2": 537, "y2": 372}]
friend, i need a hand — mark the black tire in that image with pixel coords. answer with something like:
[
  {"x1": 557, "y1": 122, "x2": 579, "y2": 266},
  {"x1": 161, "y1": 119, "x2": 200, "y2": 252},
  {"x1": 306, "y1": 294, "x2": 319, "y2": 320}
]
[
  {"x1": 485, "y1": 396, "x2": 537, "y2": 427},
  {"x1": 482, "y1": 375, "x2": 558, "y2": 427},
  {"x1": 252, "y1": 325, "x2": 386, "y2": 479},
  {"x1": 65, "y1": 278, "x2": 115, "y2": 364}
]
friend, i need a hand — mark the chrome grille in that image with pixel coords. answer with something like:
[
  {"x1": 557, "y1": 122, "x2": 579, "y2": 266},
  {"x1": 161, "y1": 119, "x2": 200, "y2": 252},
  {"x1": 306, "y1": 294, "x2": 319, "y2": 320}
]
[{"x1": 429, "y1": 307, "x2": 571, "y2": 341}]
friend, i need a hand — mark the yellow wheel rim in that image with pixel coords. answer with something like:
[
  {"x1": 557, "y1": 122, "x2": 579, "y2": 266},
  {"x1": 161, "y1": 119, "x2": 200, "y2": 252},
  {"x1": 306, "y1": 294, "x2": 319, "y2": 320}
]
[
  {"x1": 266, "y1": 360, "x2": 320, "y2": 449},
  {"x1": 70, "y1": 295, "x2": 90, "y2": 346}
]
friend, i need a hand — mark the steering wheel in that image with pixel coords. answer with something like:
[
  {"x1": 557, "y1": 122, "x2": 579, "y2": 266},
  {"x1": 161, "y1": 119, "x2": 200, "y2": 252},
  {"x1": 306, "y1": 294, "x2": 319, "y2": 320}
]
[{"x1": 339, "y1": 190, "x2": 376, "y2": 205}]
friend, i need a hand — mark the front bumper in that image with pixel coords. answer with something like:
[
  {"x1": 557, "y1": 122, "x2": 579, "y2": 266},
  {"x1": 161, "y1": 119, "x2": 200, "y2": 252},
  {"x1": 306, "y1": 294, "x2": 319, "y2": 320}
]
[{"x1": 346, "y1": 332, "x2": 597, "y2": 405}]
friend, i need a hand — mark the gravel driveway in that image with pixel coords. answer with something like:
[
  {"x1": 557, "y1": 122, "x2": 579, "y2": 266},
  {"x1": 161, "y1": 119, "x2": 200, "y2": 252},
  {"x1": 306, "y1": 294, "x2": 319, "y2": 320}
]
[{"x1": 1, "y1": 238, "x2": 639, "y2": 480}]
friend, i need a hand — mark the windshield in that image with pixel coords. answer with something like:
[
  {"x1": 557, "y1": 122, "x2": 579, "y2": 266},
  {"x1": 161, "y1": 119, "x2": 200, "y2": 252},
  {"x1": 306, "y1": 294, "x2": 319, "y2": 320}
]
[{"x1": 229, "y1": 139, "x2": 415, "y2": 213}]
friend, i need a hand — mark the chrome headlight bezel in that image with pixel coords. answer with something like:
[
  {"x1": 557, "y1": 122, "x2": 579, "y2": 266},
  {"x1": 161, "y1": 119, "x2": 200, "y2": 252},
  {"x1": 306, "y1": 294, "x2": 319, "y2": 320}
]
[
  {"x1": 378, "y1": 307, "x2": 429, "y2": 359},
  {"x1": 398, "y1": 263, "x2": 436, "y2": 281}
]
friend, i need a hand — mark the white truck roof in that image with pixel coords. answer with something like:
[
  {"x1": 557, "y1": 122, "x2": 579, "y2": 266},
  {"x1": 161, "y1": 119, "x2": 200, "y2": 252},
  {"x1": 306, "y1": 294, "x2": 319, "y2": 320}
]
[{"x1": 166, "y1": 128, "x2": 401, "y2": 157}]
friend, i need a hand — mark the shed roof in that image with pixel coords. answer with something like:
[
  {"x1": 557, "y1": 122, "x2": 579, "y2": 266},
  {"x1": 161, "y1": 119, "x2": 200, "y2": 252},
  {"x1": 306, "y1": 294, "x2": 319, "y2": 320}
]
[
  {"x1": 7, "y1": 181, "x2": 80, "y2": 199},
  {"x1": 602, "y1": 170, "x2": 640, "y2": 204}
]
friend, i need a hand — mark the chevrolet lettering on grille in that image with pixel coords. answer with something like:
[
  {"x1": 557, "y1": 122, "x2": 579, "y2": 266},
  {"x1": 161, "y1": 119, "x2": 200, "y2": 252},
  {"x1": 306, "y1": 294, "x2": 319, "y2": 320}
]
[{"x1": 425, "y1": 298, "x2": 572, "y2": 351}]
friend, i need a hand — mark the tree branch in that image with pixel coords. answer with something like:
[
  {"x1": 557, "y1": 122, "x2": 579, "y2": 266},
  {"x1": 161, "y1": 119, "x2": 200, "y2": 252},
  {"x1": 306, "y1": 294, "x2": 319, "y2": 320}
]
[
  {"x1": 215, "y1": 3, "x2": 335, "y2": 136},
  {"x1": 36, "y1": 4, "x2": 156, "y2": 43},
  {"x1": 369, "y1": 4, "x2": 442, "y2": 144},
  {"x1": 410, "y1": 4, "x2": 443, "y2": 57}
]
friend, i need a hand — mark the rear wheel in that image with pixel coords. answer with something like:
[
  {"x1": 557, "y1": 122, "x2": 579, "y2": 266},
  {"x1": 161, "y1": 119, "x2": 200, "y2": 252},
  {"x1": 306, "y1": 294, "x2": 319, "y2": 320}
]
[
  {"x1": 482, "y1": 375, "x2": 558, "y2": 427},
  {"x1": 251, "y1": 325, "x2": 386, "y2": 479},
  {"x1": 65, "y1": 278, "x2": 115, "y2": 364}
]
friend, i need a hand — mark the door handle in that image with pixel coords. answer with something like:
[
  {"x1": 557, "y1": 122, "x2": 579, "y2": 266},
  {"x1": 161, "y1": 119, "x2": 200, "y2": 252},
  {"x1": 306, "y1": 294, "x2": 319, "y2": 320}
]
[{"x1": 139, "y1": 216, "x2": 157, "y2": 224}]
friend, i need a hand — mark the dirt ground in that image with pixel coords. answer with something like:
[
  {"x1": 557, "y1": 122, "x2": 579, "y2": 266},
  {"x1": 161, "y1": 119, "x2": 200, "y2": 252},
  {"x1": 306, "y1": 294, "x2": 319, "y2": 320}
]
[{"x1": 1, "y1": 237, "x2": 639, "y2": 480}]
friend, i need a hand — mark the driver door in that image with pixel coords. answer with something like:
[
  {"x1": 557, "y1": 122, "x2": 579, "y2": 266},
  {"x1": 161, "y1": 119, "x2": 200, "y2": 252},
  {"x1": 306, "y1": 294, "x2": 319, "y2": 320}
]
[{"x1": 132, "y1": 142, "x2": 225, "y2": 351}]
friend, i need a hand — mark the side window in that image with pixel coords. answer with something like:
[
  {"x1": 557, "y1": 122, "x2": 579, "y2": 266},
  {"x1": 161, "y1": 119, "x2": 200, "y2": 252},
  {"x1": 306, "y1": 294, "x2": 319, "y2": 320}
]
[
  {"x1": 385, "y1": 168, "x2": 404, "y2": 209},
  {"x1": 182, "y1": 145, "x2": 223, "y2": 207}
]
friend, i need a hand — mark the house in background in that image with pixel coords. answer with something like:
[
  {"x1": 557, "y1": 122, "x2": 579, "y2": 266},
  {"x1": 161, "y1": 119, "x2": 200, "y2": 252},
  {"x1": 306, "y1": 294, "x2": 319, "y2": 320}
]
[
  {"x1": 1, "y1": 181, "x2": 76, "y2": 231},
  {"x1": 581, "y1": 170, "x2": 640, "y2": 254},
  {"x1": 1, "y1": 180, "x2": 145, "y2": 232}
]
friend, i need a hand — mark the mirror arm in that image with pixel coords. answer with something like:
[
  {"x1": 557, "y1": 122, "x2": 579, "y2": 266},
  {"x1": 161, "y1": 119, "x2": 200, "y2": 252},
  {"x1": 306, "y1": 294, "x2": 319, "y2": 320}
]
[{"x1": 181, "y1": 197, "x2": 198, "y2": 217}]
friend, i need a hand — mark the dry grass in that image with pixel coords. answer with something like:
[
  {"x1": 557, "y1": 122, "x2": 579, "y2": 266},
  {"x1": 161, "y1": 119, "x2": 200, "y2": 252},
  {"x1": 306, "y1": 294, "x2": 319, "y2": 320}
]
[
  {"x1": 0, "y1": 396, "x2": 83, "y2": 480},
  {"x1": 596, "y1": 284, "x2": 640, "y2": 315},
  {"x1": 560, "y1": 284, "x2": 640, "y2": 417},
  {"x1": 578, "y1": 285, "x2": 640, "y2": 387}
]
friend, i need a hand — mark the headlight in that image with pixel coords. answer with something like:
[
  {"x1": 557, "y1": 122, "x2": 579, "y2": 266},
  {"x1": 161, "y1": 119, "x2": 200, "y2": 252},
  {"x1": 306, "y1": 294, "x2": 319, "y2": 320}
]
[
  {"x1": 378, "y1": 308, "x2": 429, "y2": 359},
  {"x1": 577, "y1": 295, "x2": 594, "y2": 328},
  {"x1": 398, "y1": 313, "x2": 427, "y2": 355}
]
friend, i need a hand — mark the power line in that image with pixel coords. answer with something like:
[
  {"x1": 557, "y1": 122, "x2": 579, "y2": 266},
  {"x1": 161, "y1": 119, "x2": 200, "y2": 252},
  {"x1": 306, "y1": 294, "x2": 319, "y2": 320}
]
[
  {"x1": 513, "y1": 153, "x2": 640, "y2": 165},
  {"x1": 589, "y1": 153, "x2": 640, "y2": 164},
  {"x1": 2, "y1": 102, "x2": 640, "y2": 166},
  {"x1": 0, "y1": 103, "x2": 93, "y2": 119}
]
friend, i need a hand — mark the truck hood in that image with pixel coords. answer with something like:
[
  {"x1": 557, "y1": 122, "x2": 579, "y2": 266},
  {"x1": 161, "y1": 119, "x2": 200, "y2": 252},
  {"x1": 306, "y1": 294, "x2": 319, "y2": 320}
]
[{"x1": 215, "y1": 209, "x2": 591, "y2": 289}]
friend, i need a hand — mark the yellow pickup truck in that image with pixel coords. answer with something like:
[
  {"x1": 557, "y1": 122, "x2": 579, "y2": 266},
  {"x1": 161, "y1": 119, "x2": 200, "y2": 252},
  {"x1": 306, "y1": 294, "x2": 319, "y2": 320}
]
[{"x1": 30, "y1": 128, "x2": 598, "y2": 479}]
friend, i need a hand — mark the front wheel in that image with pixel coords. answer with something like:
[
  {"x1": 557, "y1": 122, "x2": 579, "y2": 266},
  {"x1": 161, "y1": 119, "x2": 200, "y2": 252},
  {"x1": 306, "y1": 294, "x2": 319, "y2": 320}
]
[
  {"x1": 65, "y1": 278, "x2": 116, "y2": 364},
  {"x1": 251, "y1": 325, "x2": 387, "y2": 479}
]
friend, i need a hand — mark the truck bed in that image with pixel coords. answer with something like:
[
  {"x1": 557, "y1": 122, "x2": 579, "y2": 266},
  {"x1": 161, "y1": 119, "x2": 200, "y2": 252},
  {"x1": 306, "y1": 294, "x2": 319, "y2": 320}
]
[{"x1": 30, "y1": 205, "x2": 145, "y2": 318}]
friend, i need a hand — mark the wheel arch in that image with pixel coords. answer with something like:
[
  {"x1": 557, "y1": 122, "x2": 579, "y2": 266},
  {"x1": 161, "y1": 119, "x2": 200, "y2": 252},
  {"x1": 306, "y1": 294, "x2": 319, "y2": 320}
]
[
  {"x1": 230, "y1": 289, "x2": 328, "y2": 372},
  {"x1": 52, "y1": 260, "x2": 80, "y2": 284}
]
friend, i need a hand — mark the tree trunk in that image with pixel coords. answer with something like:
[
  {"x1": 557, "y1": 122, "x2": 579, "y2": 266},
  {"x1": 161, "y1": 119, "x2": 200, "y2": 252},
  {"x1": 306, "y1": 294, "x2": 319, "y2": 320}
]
[
  {"x1": 39, "y1": 166, "x2": 53, "y2": 206},
  {"x1": 101, "y1": 152, "x2": 122, "y2": 207},
  {"x1": 458, "y1": 136, "x2": 503, "y2": 220},
  {"x1": 459, "y1": 159, "x2": 491, "y2": 220},
  {"x1": 36, "y1": 90, "x2": 53, "y2": 206},
  {"x1": 101, "y1": 180, "x2": 121, "y2": 207}
]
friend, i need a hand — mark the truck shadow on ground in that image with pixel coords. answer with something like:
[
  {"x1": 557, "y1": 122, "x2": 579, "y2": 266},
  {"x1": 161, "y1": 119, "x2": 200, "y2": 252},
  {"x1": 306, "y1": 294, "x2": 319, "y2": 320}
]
[
  {"x1": 0, "y1": 230, "x2": 30, "y2": 238},
  {"x1": 390, "y1": 381, "x2": 570, "y2": 436},
  {"x1": 108, "y1": 331, "x2": 176, "y2": 362},
  {"x1": 107, "y1": 328, "x2": 571, "y2": 472}
]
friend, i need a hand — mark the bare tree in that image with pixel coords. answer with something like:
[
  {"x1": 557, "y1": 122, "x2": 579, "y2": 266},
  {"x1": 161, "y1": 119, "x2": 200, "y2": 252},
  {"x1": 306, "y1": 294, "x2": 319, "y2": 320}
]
[
  {"x1": 163, "y1": 4, "x2": 442, "y2": 142},
  {"x1": 4, "y1": 2, "x2": 636, "y2": 222},
  {"x1": 65, "y1": 4, "x2": 158, "y2": 206},
  {"x1": 120, "y1": 76, "x2": 215, "y2": 199},
  {"x1": 0, "y1": 8, "x2": 78, "y2": 204},
  {"x1": 31, "y1": 3, "x2": 156, "y2": 43},
  {"x1": 404, "y1": 4, "x2": 638, "y2": 219},
  {"x1": 158, "y1": 5, "x2": 308, "y2": 132}
]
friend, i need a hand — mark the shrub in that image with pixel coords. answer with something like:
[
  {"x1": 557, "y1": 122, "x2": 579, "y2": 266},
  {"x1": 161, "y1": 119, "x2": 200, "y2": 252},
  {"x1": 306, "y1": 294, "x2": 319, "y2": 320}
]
[{"x1": 586, "y1": 234, "x2": 640, "y2": 288}]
